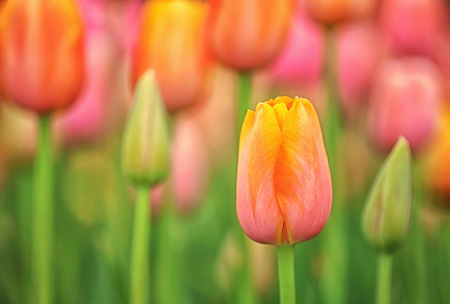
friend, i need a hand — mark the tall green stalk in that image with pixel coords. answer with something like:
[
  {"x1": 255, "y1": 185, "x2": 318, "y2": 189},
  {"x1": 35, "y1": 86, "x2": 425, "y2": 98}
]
[
  {"x1": 277, "y1": 245, "x2": 296, "y2": 304},
  {"x1": 321, "y1": 25, "x2": 348, "y2": 304},
  {"x1": 238, "y1": 72, "x2": 252, "y2": 128},
  {"x1": 130, "y1": 186, "x2": 151, "y2": 304},
  {"x1": 32, "y1": 114, "x2": 54, "y2": 304},
  {"x1": 376, "y1": 254, "x2": 393, "y2": 304},
  {"x1": 234, "y1": 71, "x2": 256, "y2": 304},
  {"x1": 156, "y1": 202, "x2": 179, "y2": 304}
]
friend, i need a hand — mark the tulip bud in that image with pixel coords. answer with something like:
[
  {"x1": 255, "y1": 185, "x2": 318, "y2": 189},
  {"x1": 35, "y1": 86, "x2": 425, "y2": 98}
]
[
  {"x1": 362, "y1": 137, "x2": 413, "y2": 254},
  {"x1": 208, "y1": 0, "x2": 294, "y2": 71},
  {"x1": 237, "y1": 97, "x2": 332, "y2": 245},
  {"x1": 132, "y1": 0, "x2": 211, "y2": 112},
  {"x1": 0, "y1": 0, "x2": 85, "y2": 113},
  {"x1": 121, "y1": 70, "x2": 171, "y2": 187}
]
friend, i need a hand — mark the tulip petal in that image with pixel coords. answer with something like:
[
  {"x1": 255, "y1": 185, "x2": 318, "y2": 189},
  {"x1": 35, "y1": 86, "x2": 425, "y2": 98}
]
[
  {"x1": 272, "y1": 102, "x2": 288, "y2": 129},
  {"x1": 274, "y1": 99, "x2": 332, "y2": 244},
  {"x1": 237, "y1": 103, "x2": 284, "y2": 244},
  {"x1": 239, "y1": 109, "x2": 255, "y2": 153}
]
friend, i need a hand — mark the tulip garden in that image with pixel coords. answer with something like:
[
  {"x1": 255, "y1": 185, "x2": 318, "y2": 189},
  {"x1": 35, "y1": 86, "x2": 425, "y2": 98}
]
[{"x1": 1, "y1": 0, "x2": 450, "y2": 304}]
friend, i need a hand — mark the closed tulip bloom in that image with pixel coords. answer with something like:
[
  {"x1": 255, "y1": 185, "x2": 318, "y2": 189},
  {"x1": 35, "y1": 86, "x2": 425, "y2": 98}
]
[
  {"x1": 337, "y1": 22, "x2": 382, "y2": 117},
  {"x1": 208, "y1": 0, "x2": 293, "y2": 71},
  {"x1": 132, "y1": 0, "x2": 210, "y2": 112},
  {"x1": 0, "y1": 0, "x2": 85, "y2": 113},
  {"x1": 362, "y1": 137, "x2": 413, "y2": 254},
  {"x1": 305, "y1": 0, "x2": 366, "y2": 24},
  {"x1": 422, "y1": 106, "x2": 450, "y2": 202},
  {"x1": 379, "y1": 0, "x2": 449, "y2": 56},
  {"x1": 267, "y1": 3, "x2": 324, "y2": 86},
  {"x1": 368, "y1": 57, "x2": 442, "y2": 152},
  {"x1": 237, "y1": 96, "x2": 332, "y2": 245},
  {"x1": 121, "y1": 70, "x2": 171, "y2": 187}
]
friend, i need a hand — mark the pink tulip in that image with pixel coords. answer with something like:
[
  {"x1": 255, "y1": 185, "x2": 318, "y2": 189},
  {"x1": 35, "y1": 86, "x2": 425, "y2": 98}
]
[
  {"x1": 55, "y1": 0, "x2": 107, "y2": 145},
  {"x1": 368, "y1": 57, "x2": 442, "y2": 152},
  {"x1": 266, "y1": 3, "x2": 324, "y2": 86},
  {"x1": 172, "y1": 113, "x2": 210, "y2": 214},
  {"x1": 379, "y1": 0, "x2": 450, "y2": 56},
  {"x1": 337, "y1": 22, "x2": 383, "y2": 117}
]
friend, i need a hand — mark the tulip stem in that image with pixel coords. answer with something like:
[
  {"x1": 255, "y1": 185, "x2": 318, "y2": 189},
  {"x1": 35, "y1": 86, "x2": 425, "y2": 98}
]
[
  {"x1": 321, "y1": 25, "x2": 348, "y2": 304},
  {"x1": 238, "y1": 71, "x2": 252, "y2": 128},
  {"x1": 130, "y1": 185, "x2": 151, "y2": 304},
  {"x1": 277, "y1": 245, "x2": 296, "y2": 304},
  {"x1": 376, "y1": 254, "x2": 393, "y2": 304},
  {"x1": 32, "y1": 114, "x2": 54, "y2": 304}
]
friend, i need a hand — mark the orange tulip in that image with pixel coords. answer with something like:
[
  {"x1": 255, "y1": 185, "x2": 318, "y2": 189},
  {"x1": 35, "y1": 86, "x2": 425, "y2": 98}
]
[
  {"x1": 237, "y1": 96, "x2": 332, "y2": 245},
  {"x1": 423, "y1": 105, "x2": 450, "y2": 202},
  {"x1": 305, "y1": 0, "x2": 370, "y2": 24},
  {"x1": 0, "y1": 0, "x2": 85, "y2": 113},
  {"x1": 132, "y1": 0, "x2": 211, "y2": 112},
  {"x1": 208, "y1": 0, "x2": 294, "y2": 71}
]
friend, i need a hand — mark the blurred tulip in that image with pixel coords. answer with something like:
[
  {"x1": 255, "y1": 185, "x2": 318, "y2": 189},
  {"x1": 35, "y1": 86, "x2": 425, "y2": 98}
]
[
  {"x1": 55, "y1": 0, "x2": 108, "y2": 145},
  {"x1": 266, "y1": 3, "x2": 324, "y2": 86},
  {"x1": 421, "y1": 105, "x2": 450, "y2": 204},
  {"x1": 379, "y1": 0, "x2": 450, "y2": 56},
  {"x1": 237, "y1": 97, "x2": 332, "y2": 245},
  {"x1": 337, "y1": 22, "x2": 383, "y2": 117},
  {"x1": 194, "y1": 66, "x2": 235, "y2": 167},
  {"x1": 150, "y1": 184, "x2": 165, "y2": 216},
  {"x1": 132, "y1": 0, "x2": 211, "y2": 112},
  {"x1": 0, "y1": 0, "x2": 85, "y2": 113},
  {"x1": 368, "y1": 57, "x2": 442, "y2": 152},
  {"x1": 172, "y1": 114, "x2": 210, "y2": 214},
  {"x1": 305, "y1": 0, "x2": 368, "y2": 24},
  {"x1": 208, "y1": 0, "x2": 294, "y2": 71},
  {"x1": 362, "y1": 137, "x2": 413, "y2": 254},
  {"x1": 121, "y1": 70, "x2": 171, "y2": 187}
]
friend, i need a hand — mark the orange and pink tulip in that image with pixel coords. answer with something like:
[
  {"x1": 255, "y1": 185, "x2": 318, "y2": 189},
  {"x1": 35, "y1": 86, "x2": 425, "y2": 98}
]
[
  {"x1": 208, "y1": 0, "x2": 294, "y2": 71},
  {"x1": 132, "y1": 0, "x2": 211, "y2": 112},
  {"x1": 0, "y1": 0, "x2": 85, "y2": 113},
  {"x1": 237, "y1": 96, "x2": 332, "y2": 245}
]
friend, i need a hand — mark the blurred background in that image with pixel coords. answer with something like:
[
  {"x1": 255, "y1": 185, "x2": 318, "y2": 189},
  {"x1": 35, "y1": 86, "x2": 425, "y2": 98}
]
[{"x1": 1, "y1": 0, "x2": 450, "y2": 303}]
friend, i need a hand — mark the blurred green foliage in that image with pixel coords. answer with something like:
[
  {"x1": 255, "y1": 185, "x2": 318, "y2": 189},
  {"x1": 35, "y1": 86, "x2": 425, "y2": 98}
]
[{"x1": 0, "y1": 143, "x2": 450, "y2": 304}]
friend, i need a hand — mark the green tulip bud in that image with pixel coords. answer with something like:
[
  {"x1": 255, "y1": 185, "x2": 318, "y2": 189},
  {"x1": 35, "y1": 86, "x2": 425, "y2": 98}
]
[
  {"x1": 362, "y1": 137, "x2": 413, "y2": 254},
  {"x1": 121, "y1": 70, "x2": 171, "y2": 187}
]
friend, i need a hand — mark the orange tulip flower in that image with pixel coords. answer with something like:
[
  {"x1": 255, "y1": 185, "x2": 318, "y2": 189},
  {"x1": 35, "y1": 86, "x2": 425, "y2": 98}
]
[
  {"x1": 237, "y1": 96, "x2": 332, "y2": 245},
  {"x1": 132, "y1": 0, "x2": 211, "y2": 112},
  {"x1": 0, "y1": 0, "x2": 85, "y2": 113},
  {"x1": 423, "y1": 105, "x2": 450, "y2": 202},
  {"x1": 305, "y1": 0, "x2": 370, "y2": 24},
  {"x1": 208, "y1": 0, "x2": 294, "y2": 71}
]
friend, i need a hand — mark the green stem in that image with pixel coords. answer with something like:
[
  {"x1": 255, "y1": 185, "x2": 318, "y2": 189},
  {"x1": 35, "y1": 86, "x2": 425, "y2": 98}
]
[
  {"x1": 234, "y1": 71, "x2": 257, "y2": 304},
  {"x1": 238, "y1": 71, "x2": 252, "y2": 130},
  {"x1": 321, "y1": 25, "x2": 348, "y2": 304},
  {"x1": 277, "y1": 245, "x2": 296, "y2": 304},
  {"x1": 32, "y1": 114, "x2": 54, "y2": 304},
  {"x1": 323, "y1": 25, "x2": 342, "y2": 176},
  {"x1": 130, "y1": 186, "x2": 151, "y2": 304},
  {"x1": 376, "y1": 254, "x2": 393, "y2": 304},
  {"x1": 156, "y1": 203, "x2": 178, "y2": 304}
]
